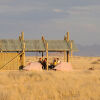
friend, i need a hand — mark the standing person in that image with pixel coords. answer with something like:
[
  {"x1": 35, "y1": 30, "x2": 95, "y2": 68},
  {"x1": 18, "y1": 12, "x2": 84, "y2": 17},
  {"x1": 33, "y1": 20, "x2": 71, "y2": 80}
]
[{"x1": 42, "y1": 58, "x2": 47, "y2": 70}]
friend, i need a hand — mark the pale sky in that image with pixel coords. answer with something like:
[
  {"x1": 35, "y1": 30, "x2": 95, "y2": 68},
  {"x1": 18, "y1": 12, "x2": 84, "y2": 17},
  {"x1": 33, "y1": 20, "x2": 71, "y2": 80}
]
[{"x1": 0, "y1": 0, "x2": 100, "y2": 45}]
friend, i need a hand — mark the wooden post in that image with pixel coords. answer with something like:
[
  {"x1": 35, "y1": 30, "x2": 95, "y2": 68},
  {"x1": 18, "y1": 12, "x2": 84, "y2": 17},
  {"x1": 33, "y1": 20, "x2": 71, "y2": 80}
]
[
  {"x1": 20, "y1": 43, "x2": 25, "y2": 68},
  {"x1": 0, "y1": 42, "x2": 2, "y2": 52},
  {"x1": 64, "y1": 34, "x2": 67, "y2": 62},
  {"x1": 42, "y1": 52, "x2": 44, "y2": 60},
  {"x1": 42, "y1": 35, "x2": 45, "y2": 60},
  {"x1": 64, "y1": 35, "x2": 67, "y2": 40},
  {"x1": 20, "y1": 31, "x2": 25, "y2": 68},
  {"x1": 66, "y1": 32, "x2": 69, "y2": 62},
  {"x1": 71, "y1": 41, "x2": 73, "y2": 57},
  {"x1": 46, "y1": 43, "x2": 48, "y2": 70},
  {"x1": 22, "y1": 43, "x2": 25, "y2": 67},
  {"x1": 64, "y1": 51, "x2": 67, "y2": 62},
  {"x1": 42, "y1": 35, "x2": 45, "y2": 43},
  {"x1": 67, "y1": 32, "x2": 69, "y2": 42},
  {"x1": 67, "y1": 51, "x2": 69, "y2": 62},
  {"x1": 21, "y1": 32, "x2": 24, "y2": 41},
  {"x1": 19, "y1": 35, "x2": 21, "y2": 41}
]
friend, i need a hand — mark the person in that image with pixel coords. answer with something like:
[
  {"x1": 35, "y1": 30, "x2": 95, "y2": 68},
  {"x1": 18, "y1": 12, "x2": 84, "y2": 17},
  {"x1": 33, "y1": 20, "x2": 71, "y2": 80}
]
[
  {"x1": 53, "y1": 58, "x2": 57, "y2": 66},
  {"x1": 38, "y1": 58, "x2": 43, "y2": 65},
  {"x1": 49, "y1": 58, "x2": 57, "y2": 69},
  {"x1": 42, "y1": 58, "x2": 47, "y2": 70},
  {"x1": 57, "y1": 58, "x2": 61, "y2": 65}
]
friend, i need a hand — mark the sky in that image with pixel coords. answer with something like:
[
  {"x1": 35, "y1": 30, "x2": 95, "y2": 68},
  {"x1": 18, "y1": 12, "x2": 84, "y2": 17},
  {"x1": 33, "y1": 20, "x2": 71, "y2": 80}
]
[{"x1": 0, "y1": 0, "x2": 100, "y2": 45}]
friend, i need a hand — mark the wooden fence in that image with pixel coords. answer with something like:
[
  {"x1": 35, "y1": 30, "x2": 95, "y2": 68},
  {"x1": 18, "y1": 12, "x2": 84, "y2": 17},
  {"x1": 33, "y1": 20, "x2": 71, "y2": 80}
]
[{"x1": 0, "y1": 53, "x2": 21, "y2": 70}]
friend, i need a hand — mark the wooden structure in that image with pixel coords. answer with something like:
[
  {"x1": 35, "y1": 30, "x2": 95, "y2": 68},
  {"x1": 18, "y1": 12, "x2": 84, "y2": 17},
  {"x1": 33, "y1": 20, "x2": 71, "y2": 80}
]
[
  {"x1": 0, "y1": 53, "x2": 20, "y2": 70},
  {"x1": 0, "y1": 32, "x2": 25, "y2": 70},
  {"x1": 0, "y1": 32, "x2": 78, "y2": 70}
]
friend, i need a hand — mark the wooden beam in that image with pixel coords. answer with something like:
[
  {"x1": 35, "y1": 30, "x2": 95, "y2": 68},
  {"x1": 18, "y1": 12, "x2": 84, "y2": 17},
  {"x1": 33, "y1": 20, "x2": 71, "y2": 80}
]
[
  {"x1": 41, "y1": 35, "x2": 45, "y2": 43},
  {"x1": 71, "y1": 41, "x2": 73, "y2": 57},
  {"x1": 67, "y1": 51, "x2": 69, "y2": 62},
  {"x1": 42, "y1": 52, "x2": 44, "y2": 60},
  {"x1": 46, "y1": 43, "x2": 48, "y2": 70},
  {"x1": 67, "y1": 32, "x2": 69, "y2": 42},
  {"x1": 22, "y1": 43, "x2": 25, "y2": 67},
  {"x1": 0, "y1": 42, "x2": 2, "y2": 52},
  {"x1": 66, "y1": 32, "x2": 70, "y2": 62},
  {"x1": 64, "y1": 51, "x2": 67, "y2": 62},
  {"x1": 64, "y1": 35, "x2": 67, "y2": 40},
  {"x1": 20, "y1": 32, "x2": 25, "y2": 68},
  {"x1": 1, "y1": 49, "x2": 69, "y2": 52},
  {"x1": 21, "y1": 32, "x2": 24, "y2": 41},
  {"x1": 19, "y1": 35, "x2": 21, "y2": 41}
]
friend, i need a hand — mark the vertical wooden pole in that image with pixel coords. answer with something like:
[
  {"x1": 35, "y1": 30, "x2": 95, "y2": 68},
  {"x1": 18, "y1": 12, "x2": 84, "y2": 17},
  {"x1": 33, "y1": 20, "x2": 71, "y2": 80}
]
[
  {"x1": 42, "y1": 35, "x2": 44, "y2": 42},
  {"x1": 67, "y1": 32, "x2": 69, "y2": 62},
  {"x1": 64, "y1": 34, "x2": 67, "y2": 62},
  {"x1": 20, "y1": 31, "x2": 25, "y2": 68},
  {"x1": 46, "y1": 43, "x2": 48, "y2": 70},
  {"x1": 64, "y1": 51, "x2": 67, "y2": 62},
  {"x1": 67, "y1": 51, "x2": 69, "y2": 62},
  {"x1": 22, "y1": 43, "x2": 25, "y2": 67},
  {"x1": 71, "y1": 41, "x2": 73, "y2": 57},
  {"x1": 67, "y1": 32, "x2": 69, "y2": 42},
  {"x1": 42, "y1": 35, "x2": 46, "y2": 44},
  {"x1": 0, "y1": 42, "x2": 2, "y2": 52},
  {"x1": 64, "y1": 35, "x2": 66, "y2": 40},
  {"x1": 42, "y1": 52, "x2": 44, "y2": 60},
  {"x1": 19, "y1": 35, "x2": 21, "y2": 41},
  {"x1": 41, "y1": 35, "x2": 45, "y2": 60},
  {"x1": 21, "y1": 32, "x2": 24, "y2": 41}
]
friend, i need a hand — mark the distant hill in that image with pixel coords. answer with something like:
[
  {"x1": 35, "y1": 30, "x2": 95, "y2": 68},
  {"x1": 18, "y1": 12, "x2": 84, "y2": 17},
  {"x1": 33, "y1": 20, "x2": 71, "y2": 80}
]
[{"x1": 74, "y1": 44, "x2": 100, "y2": 57}]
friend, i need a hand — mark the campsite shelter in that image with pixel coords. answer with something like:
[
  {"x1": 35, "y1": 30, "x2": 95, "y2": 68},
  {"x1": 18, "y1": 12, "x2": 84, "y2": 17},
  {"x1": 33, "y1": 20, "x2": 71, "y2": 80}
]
[{"x1": 0, "y1": 32, "x2": 78, "y2": 70}]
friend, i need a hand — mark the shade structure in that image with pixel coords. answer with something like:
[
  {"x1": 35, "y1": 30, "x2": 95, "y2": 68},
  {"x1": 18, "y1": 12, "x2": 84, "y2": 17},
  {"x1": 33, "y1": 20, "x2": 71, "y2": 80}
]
[
  {"x1": 0, "y1": 39, "x2": 22, "y2": 51},
  {"x1": 25, "y1": 40, "x2": 45, "y2": 52},
  {"x1": 0, "y1": 39, "x2": 78, "y2": 52},
  {"x1": 67, "y1": 40, "x2": 78, "y2": 52},
  {"x1": 0, "y1": 32, "x2": 78, "y2": 71},
  {"x1": 46, "y1": 40, "x2": 69, "y2": 51}
]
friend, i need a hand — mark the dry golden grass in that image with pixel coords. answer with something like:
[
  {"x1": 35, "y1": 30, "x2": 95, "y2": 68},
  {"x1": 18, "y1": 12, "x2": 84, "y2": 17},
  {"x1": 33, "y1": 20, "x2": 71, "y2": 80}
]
[
  {"x1": 0, "y1": 56, "x2": 100, "y2": 100},
  {"x1": 0, "y1": 70, "x2": 100, "y2": 100}
]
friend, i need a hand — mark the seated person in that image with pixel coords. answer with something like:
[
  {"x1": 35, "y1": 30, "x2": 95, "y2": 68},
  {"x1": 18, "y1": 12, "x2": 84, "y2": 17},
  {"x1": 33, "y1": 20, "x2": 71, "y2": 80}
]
[
  {"x1": 57, "y1": 58, "x2": 61, "y2": 65},
  {"x1": 42, "y1": 58, "x2": 47, "y2": 70},
  {"x1": 38, "y1": 58, "x2": 43, "y2": 65},
  {"x1": 49, "y1": 58, "x2": 57, "y2": 69}
]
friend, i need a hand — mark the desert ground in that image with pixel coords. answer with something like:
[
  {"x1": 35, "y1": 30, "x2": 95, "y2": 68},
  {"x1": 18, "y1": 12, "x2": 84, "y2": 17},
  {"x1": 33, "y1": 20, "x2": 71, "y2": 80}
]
[{"x1": 0, "y1": 56, "x2": 100, "y2": 100}]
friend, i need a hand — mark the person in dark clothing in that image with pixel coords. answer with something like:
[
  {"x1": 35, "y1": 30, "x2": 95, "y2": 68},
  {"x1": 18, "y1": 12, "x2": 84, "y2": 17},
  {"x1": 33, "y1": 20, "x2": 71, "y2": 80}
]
[
  {"x1": 38, "y1": 58, "x2": 43, "y2": 65},
  {"x1": 42, "y1": 58, "x2": 47, "y2": 70}
]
